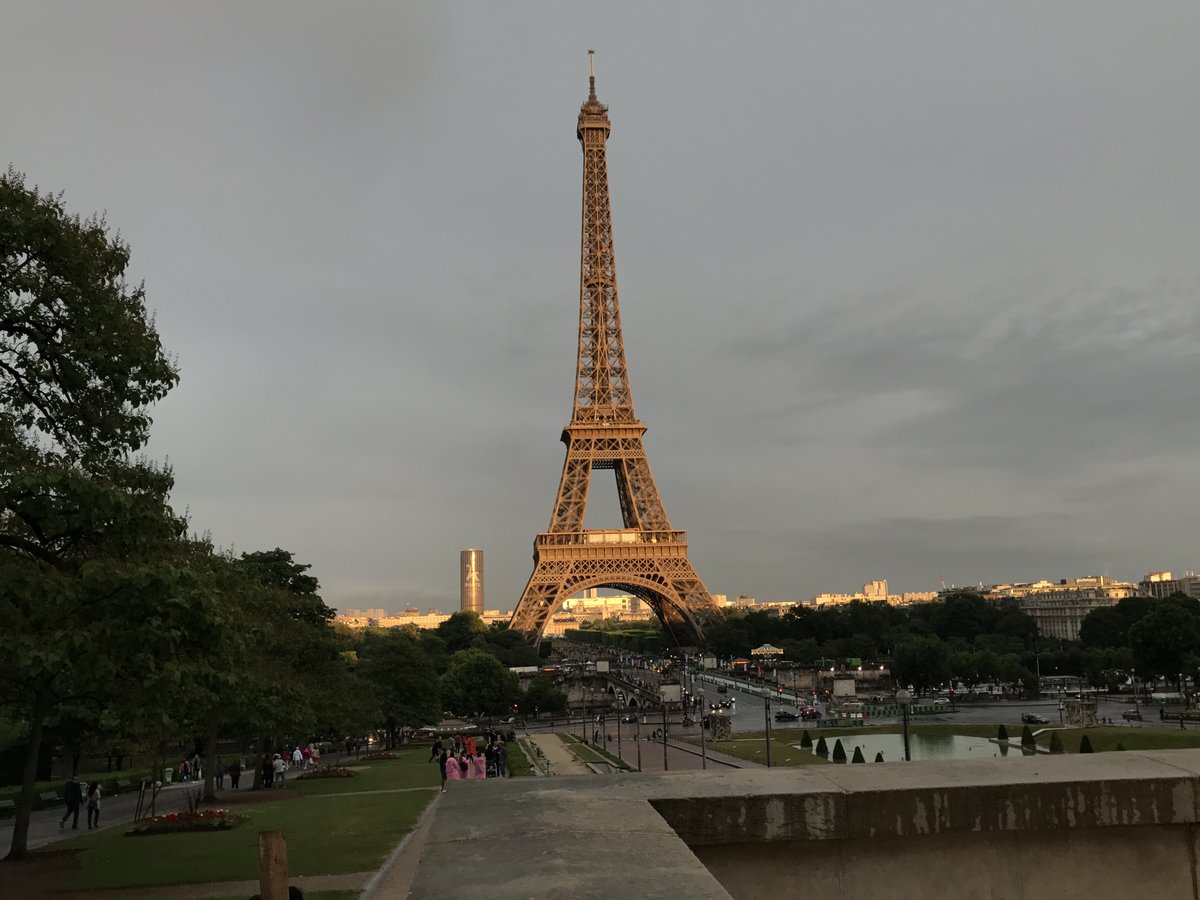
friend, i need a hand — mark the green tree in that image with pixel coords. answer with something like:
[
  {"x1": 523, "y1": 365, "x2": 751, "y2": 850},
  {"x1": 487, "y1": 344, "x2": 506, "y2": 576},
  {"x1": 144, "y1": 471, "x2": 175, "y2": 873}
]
[
  {"x1": 893, "y1": 636, "x2": 951, "y2": 693},
  {"x1": 851, "y1": 746, "x2": 865, "y2": 763},
  {"x1": 441, "y1": 649, "x2": 520, "y2": 718},
  {"x1": 815, "y1": 736, "x2": 828, "y2": 756},
  {"x1": 437, "y1": 611, "x2": 488, "y2": 654},
  {"x1": 1129, "y1": 606, "x2": 1200, "y2": 681},
  {"x1": 799, "y1": 730, "x2": 812, "y2": 749},
  {"x1": 522, "y1": 676, "x2": 567, "y2": 716},
  {"x1": 1079, "y1": 735, "x2": 1094, "y2": 753},
  {"x1": 874, "y1": 751, "x2": 884, "y2": 762},
  {"x1": 832, "y1": 739, "x2": 847, "y2": 762},
  {"x1": 358, "y1": 629, "x2": 441, "y2": 747}
]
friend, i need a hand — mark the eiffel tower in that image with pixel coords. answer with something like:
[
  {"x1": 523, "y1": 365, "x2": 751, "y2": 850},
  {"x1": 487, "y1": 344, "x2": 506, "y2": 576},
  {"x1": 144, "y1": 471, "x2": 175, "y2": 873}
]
[{"x1": 510, "y1": 54, "x2": 723, "y2": 648}]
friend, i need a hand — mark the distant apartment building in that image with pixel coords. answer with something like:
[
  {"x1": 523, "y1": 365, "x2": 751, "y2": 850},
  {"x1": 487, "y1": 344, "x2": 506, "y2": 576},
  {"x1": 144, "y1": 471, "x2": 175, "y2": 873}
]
[
  {"x1": 993, "y1": 576, "x2": 1141, "y2": 641},
  {"x1": 1140, "y1": 571, "x2": 1200, "y2": 600},
  {"x1": 460, "y1": 549, "x2": 484, "y2": 614},
  {"x1": 812, "y1": 580, "x2": 937, "y2": 608},
  {"x1": 335, "y1": 607, "x2": 511, "y2": 631}
]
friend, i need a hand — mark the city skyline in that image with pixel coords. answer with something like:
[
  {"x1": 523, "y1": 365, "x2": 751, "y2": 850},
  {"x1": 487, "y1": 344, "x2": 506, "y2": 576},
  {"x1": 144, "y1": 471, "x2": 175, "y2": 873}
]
[{"x1": 3, "y1": 4, "x2": 1198, "y2": 613}]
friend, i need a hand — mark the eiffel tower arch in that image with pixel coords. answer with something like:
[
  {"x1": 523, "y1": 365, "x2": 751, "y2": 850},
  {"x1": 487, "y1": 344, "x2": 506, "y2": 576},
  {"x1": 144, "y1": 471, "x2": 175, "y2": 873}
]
[{"x1": 510, "y1": 54, "x2": 723, "y2": 648}]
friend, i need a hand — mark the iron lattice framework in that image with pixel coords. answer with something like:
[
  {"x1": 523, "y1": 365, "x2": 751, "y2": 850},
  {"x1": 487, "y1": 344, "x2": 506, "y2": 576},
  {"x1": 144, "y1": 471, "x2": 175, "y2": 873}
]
[{"x1": 510, "y1": 55, "x2": 723, "y2": 648}]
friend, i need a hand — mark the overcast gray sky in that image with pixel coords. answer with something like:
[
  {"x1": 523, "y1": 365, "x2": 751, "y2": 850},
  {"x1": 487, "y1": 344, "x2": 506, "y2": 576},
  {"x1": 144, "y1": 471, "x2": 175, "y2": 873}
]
[{"x1": 4, "y1": 3, "x2": 1199, "y2": 612}]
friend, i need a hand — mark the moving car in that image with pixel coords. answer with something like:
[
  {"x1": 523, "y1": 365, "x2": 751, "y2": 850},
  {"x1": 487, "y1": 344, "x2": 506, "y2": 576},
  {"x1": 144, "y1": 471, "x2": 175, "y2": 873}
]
[
  {"x1": 933, "y1": 697, "x2": 951, "y2": 706},
  {"x1": 774, "y1": 710, "x2": 800, "y2": 722},
  {"x1": 1021, "y1": 713, "x2": 1050, "y2": 724},
  {"x1": 800, "y1": 707, "x2": 822, "y2": 721},
  {"x1": 1122, "y1": 708, "x2": 1143, "y2": 721},
  {"x1": 717, "y1": 684, "x2": 728, "y2": 694}
]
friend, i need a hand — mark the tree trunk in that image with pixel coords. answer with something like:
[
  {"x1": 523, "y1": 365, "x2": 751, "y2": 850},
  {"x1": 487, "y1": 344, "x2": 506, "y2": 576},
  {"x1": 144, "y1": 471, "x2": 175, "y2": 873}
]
[
  {"x1": 202, "y1": 717, "x2": 219, "y2": 803},
  {"x1": 6, "y1": 691, "x2": 48, "y2": 861},
  {"x1": 251, "y1": 735, "x2": 268, "y2": 790}
]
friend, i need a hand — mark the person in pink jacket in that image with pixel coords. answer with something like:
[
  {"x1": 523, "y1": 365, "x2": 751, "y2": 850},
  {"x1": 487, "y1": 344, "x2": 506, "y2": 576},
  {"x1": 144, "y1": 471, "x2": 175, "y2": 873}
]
[
  {"x1": 446, "y1": 753, "x2": 465, "y2": 781},
  {"x1": 472, "y1": 753, "x2": 487, "y2": 779}
]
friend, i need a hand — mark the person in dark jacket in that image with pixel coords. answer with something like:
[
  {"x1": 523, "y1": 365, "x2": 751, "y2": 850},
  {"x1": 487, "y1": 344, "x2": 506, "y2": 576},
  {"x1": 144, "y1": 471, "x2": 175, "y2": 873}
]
[{"x1": 59, "y1": 775, "x2": 83, "y2": 830}]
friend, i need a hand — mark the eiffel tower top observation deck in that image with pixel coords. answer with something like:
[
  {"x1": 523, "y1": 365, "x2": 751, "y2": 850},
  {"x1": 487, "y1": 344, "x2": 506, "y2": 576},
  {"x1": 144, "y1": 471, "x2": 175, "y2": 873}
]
[{"x1": 509, "y1": 54, "x2": 723, "y2": 648}]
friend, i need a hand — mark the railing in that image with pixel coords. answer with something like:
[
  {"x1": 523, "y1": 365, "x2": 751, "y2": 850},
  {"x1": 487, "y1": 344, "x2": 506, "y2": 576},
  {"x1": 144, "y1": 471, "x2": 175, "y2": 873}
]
[{"x1": 537, "y1": 530, "x2": 686, "y2": 547}]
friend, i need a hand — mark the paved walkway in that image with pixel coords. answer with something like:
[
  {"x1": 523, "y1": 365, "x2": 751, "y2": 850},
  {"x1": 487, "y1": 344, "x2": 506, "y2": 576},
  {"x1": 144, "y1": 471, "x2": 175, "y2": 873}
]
[{"x1": 524, "y1": 733, "x2": 592, "y2": 775}]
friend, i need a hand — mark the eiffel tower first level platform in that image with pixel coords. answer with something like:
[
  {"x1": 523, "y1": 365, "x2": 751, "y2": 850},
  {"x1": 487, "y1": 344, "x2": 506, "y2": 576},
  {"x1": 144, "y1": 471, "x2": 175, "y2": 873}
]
[{"x1": 509, "y1": 54, "x2": 723, "y2": 648}]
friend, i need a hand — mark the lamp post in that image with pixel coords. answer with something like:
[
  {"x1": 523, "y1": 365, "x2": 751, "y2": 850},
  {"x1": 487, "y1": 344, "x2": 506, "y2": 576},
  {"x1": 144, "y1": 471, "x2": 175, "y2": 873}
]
[
  {"x1": 698, "y1": 691, "x2": 707, "y2": 769},
  {"x1": 635, "y1": 710, "x2": 642, "y2": 772},
  {"x1": 764, "y1": 696, "x2": 773, "y2": 767},
  {"x1": 662, "y1": 704, "x2": 669, "y2": 772},
  {"x1": 896, "y1": 689, "x2": 912, "y2": 762}
]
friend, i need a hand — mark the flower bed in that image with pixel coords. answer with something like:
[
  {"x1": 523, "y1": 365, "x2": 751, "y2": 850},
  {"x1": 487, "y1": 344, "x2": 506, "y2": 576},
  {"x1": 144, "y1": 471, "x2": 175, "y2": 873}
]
[
  {"x1": 296, "y1": 766, "x2": 355, "y2": 780},
  {"x1": 359, "y1": 751, "x2": 398, "y2": 761},
  {"x1": 128, "y1": 808, "x2": 246, "y2": 836}
]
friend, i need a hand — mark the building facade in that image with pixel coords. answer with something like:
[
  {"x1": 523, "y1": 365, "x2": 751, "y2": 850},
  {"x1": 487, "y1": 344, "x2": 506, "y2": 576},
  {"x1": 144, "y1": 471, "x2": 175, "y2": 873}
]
[{"x1": 460, "y1": 548, "x2": 484, "y2": 614}]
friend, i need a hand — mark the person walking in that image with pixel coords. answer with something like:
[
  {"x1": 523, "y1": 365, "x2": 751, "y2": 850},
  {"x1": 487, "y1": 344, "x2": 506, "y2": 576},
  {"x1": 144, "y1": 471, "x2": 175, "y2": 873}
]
[
  {"x1": 59, "y1": 775, "x2": 83, "y2": 830},
  {"x1": 497, "y1": 740, "x2": 508, "y2": 777},
  {"x1": 86, "y1": 781, "x2": 102, "y2": 830},
  {"x1": 438, "y1": 748, "x2": 449, "y2": 792},
  {"x1": 215, "y1": 756, "x2": 225, "y2": 790},
  {"x1": 229, "y1": 758, "x2": 242, "y2": 789},
  {"x1": 272, "y1": 753, "x2": 287, "y2": 788},
  {"x1": 430, "y1": 737, "x2": 444, "y2": 763}
]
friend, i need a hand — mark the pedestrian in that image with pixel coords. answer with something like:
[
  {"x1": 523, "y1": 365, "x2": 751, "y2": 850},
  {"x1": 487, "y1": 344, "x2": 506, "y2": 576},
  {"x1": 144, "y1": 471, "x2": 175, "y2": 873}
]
[
  {"x1": 272, "y1": 753, "x2": 287, "y2": 787},
  {"x1": 292, "y1": 746, "x2": 303, "y2": 769},
  {"x1": 430, "y1": 737, "x2": 444, "y2": 763},
  {"x1": 472, "y1": 753, "x2": 486, "y2": 779},
  {"x1": 438, "y1": 749, "x2": 449, "y2": 792},
  {"x1": 215, "y1": 756, "x2": 225, "y2": 790},
  {"x1": 191, "y1": 752, "x2": 202, "y2": 781},
  {"x1": 497, "y1": 741, "x2": 508, "y2": 777},
  {"x1": 86, "y1": 781, "x2": 102, "y2": 830},
  {"x1": 229, "y1": 759, "x2": 242, "y2": 789},
  {"x1": 262, "y1": 754, "x2": 274, "y2": 789},
  {"x1": 179, "y1": 759, "x2": 191, "y2": 783},
  {"x1": 59, "y1": 775, "x2": 83, "y2": 830},
  {"x1": 445, "y1": 753, "x2": 464, "y2": 783}
]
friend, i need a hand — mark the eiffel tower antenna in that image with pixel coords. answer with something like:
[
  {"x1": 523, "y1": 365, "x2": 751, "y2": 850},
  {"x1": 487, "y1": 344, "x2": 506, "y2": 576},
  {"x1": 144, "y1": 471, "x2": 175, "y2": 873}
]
[{"x1": 510, "y1": 54, "x2": 723, "y2": 648}]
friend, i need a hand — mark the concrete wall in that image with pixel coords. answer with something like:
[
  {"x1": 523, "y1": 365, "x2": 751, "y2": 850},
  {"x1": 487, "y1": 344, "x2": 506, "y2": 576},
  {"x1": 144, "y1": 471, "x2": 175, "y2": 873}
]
[{"x1": 406, "y1": 750, "x2": 1200, "y2": 900}]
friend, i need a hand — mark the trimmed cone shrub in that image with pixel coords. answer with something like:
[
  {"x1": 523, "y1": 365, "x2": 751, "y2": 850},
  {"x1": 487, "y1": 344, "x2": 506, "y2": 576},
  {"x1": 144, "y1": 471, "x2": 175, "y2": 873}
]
[
  {"x1": 1049, "y1": 732, "x2": 1064, "y2": 754},
  {"x1": 874, "y1": 751, "x2": 885, "y2": 763},
  {"x1": 851, "y1": 746, "x2": 866, "y2": 764},
  {"x1": 832, "y1": 739, "x2": 847, "y2": 763},
  {"x1": 815, "y1": 737, "x2": 828, "y2": 756},
  {"x1": 1079, "y1": 735, "x2": 1094, "y2": 753},
  {"x1": 1020, "y1": 725, "x2": 1035, "y2": 748},
  {"x1": 997, "y1": 724, "x2": 1009, "y2": 741},
  {"x1": 800, "y1": 730, "x2": 813, "y2": 749},
  {"x1": 1116, "y1": 742, "x2": 1126, "y2": 751}
]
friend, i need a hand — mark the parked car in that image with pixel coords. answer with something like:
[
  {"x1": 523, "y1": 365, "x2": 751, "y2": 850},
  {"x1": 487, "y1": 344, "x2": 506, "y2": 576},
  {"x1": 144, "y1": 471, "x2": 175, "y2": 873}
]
[
  {"x1": 620, "y1": 714, "x2": 638, "y2": 724},
  {"x1": 1021, "y1": 713, "x2": 1050, "y2": 724},
  {"x1": 774, "y1": 710, "x2": 800, "y2": 722},
  {"x1": 933, "y1": 697, "x2": 951, "y2": 706},
  {"x1": 1122, "y1": 709, "x2": 1143, "y2": 721}
]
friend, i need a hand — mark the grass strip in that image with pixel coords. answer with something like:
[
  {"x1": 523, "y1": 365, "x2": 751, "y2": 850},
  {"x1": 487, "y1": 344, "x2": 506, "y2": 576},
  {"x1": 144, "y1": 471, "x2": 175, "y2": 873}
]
[{"x1": 57, "y1": 750, "x2": 438, "y2": 890}]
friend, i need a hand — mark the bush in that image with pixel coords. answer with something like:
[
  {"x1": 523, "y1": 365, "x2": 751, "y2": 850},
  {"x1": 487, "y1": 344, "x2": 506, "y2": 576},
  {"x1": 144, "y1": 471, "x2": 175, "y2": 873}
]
[
  {"x1": 815, "y1": 737, "x2": 828, "y2": 756},
  {"x1": 296, "y1": 766, "x2": 355, "y2": 780},
  {"x1": 1079, "y1": 735, "x2": 1094, "y2": 753},
  {"x1": 851, "y1": 746, "x2": 865, "y2": 764},
  {"x1": 832, "y1": 740, "x2": 847, "y2": 763},
  {"x1": 1020, "y1": 725, "x2": 1035, "y2": 748},
  {"x1": 1049, "y1": 733, "x2": 1064, "y2": 754},
  {"x1": 1116, "y1": 742, "x2": 1126, "y2": 751},
  {"x1": 874, "y1": 751, "x2": 885, "y2": 763},
  {"x1": 799, "y1": 730, "x2": 812, "y2": 749},
  {"x1": 997, "y1": 724, "x2": 1008, "y2": 741}
]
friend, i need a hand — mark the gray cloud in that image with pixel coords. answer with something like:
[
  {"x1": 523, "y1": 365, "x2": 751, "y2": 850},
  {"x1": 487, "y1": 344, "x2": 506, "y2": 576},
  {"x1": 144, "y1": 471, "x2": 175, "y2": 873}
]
[{"x1": 3, "y1": 2, "x2": 1199, "y2": 611}]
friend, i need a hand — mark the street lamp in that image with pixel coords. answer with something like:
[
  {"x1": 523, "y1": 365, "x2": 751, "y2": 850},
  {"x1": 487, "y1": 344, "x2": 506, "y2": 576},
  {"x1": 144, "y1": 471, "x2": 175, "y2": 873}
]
[{"x1": 896, "y1": 689, "x2": 913, "y2": 762}]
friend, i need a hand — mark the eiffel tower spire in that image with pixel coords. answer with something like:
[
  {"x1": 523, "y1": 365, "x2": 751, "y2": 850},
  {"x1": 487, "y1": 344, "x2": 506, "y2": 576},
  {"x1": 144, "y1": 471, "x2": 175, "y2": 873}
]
[{"x1": 510, "y1": 55, "x2": 722, "y2": 648}]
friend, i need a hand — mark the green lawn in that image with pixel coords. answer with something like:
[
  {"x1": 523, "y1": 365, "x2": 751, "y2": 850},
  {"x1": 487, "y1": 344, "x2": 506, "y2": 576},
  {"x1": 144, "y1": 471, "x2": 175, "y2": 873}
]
[
  {"x1": 57, "y1": 751, "x2": 439, "y2": 890},
  {"x1": 694, "y1": 723, "x2": 1200, "y2": 766},
  {"x1": 505, "y1": 738, "x2": 534, "y2": 777}
]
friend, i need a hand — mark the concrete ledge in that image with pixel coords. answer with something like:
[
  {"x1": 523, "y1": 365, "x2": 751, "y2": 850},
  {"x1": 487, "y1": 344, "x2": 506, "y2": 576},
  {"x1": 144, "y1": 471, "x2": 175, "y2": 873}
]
[{"x1": 406, "y1": 750, "x2": 1200, "y2": 899}]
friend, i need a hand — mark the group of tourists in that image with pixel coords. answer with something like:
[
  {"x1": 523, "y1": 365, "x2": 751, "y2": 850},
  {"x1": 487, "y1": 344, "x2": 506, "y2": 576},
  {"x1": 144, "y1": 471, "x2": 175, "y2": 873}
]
[
  {"x1": 58, "y1": 774, "x2": 101, "y2": 831},
  {"x1": 431, "y1": 733, "x2": 509, "y2": 790}
]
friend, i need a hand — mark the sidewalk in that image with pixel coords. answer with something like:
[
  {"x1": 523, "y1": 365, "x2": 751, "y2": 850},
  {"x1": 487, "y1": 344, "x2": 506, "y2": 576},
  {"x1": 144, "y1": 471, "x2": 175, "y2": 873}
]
[{"x1": 524, "y1": 733, "x2": 592, "y2": 775}]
